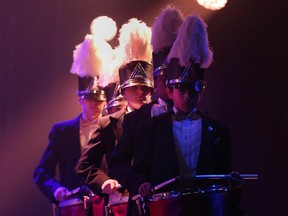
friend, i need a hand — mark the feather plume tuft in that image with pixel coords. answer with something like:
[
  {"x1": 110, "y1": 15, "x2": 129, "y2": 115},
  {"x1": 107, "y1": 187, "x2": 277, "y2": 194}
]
[
  {"x1": 70, "y1": 35, "x2": 103, "y2": 78},
  {"x1": 168, "y1": 15, "x2": 213, "y2": 68},
  {"x1": 97, "y1": 47, "x2": 122, "y2": 87},
  {"x1": 90, "y1": 16, "x2": 117, "y2": 41},
  {"x1": 118, "y1": 18, "x2": 152, "y2": 65},
  {"x1": 71, "y1": 16, "x2": 119, "y2": 87},
  {"x1": 151, "y1": 4, "x2": 184, "y2": 53}
]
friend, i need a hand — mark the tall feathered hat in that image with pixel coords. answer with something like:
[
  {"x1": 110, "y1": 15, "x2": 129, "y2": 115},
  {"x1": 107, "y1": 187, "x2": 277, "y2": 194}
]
[
  {"x1": 117, "y1": 18, "x2": 154, "y2": 92},
  {"x1": 103, "y1": 82, "x2": 126, "y2": 114},
  {"x1": 166, "y1": 15, "x2": 213, "y2": 92},
  {"x1": 152, "y1": 4, "x2": 184, "y2": 77},
  {"x1": 90, "y1": 17, "x2": 128, "y2": 113},
  {"x1": 70, "y1": 16, "x2": 117, "y2": 101}
]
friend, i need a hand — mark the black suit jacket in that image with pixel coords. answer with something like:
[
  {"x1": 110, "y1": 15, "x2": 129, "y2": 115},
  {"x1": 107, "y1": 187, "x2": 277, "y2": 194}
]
[
  {"x1": 108, "y1": 102, "x2": 157, "y2": 188},
  {"x1": 75, "y1": 108, "x2": 126, "y2": 193},
  {"x1": 33, "y1": 115, "x2": 84, "y2": 203},
  {"x1": 127, "y1": 110, "x2": 232, "y2": 195}
]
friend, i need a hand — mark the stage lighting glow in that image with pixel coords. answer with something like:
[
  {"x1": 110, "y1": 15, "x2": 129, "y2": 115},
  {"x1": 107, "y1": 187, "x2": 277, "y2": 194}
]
[
  {"x1": 90, "y1": 16, "x2": 117, "y2": 41},
  {"x1": 197, "y1": 0, "x2": 227, "y2": 10}
]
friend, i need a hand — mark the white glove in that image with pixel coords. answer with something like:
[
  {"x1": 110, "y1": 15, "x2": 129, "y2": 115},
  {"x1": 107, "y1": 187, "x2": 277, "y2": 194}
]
[
  {"x1": 101, "y1": 179, "x2": 121, "y2": 194},
  {"x1": 54, "y1": 187, "x2": 69, "y2": 202}
]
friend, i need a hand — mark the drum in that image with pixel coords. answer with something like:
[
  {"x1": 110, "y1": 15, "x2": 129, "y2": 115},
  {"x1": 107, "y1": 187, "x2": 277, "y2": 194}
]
[
  {"x1": 146, "y1": 185, "x2": 229, "y2": 216},
  {"x1": 91, "y1": 194, "x2": 105, "y2": 215},
  {"x1": 105, "y1": 190, "x2": 129, "y2": 216},
  {"x1": 58, "y1": 195, "x2": 105, "y2": 216},
  {"x1": 59, "y1": 198, "x2": 85, "y2": 216}
]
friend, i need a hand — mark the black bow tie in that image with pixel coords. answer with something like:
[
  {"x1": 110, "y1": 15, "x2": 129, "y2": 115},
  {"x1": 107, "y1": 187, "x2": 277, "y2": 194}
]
[{"x1": 174, "y1": 111, "x2": 200, "y2": 121}]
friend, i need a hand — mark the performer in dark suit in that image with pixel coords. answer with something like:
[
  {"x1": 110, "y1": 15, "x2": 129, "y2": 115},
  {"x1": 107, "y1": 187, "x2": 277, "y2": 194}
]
[
  {"x1": 109, "y1": 3, "x2": 184, "y2": 192},
  {"x1": 129, "y1": 111, "x2": 231, "y2": 191},
  {"x1": 126, "y1": 15, "x2": 244, "y2": 216},
  {"x1": 33, "y1": 69, "x2": 107, "y2": 204},
  {"x1": 75, "y1": 60, "x2": 154, "y2": 194},
  {"x1": 33, "y1": 18, "x2": 117, "y2": 215},
  {"x1": 75, "y1": 19, "x2": 154, "y2": 216}
]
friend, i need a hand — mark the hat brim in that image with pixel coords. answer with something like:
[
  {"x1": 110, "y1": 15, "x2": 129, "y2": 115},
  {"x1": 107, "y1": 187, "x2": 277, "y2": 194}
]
[
  {"x1": 80, "y1": 93, "x2": 106, "y2": 101},
  {"x1": 121, "y1": 78, "x2": 154, "y2": 91}
]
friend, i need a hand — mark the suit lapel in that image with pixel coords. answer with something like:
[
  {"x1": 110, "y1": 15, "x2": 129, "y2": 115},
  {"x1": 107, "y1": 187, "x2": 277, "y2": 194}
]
[
  {"x1": 197, "y1": 115, "x2": 217, "y2": 174},
  {"x1": 157, "y1": 112, "x2": 180, "y2": 177},
  {"x1": 109, "y1": 109, "x2": 125, "y2": 141}
]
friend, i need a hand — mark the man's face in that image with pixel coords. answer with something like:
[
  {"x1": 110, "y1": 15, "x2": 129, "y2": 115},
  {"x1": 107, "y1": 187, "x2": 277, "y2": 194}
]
[
  {"x1": 167, "y1": 85, "x2": 200, "y2": 113},
  {"x1": 154, "y1": 75, "x2": 169, "y2": 100},
  {"x1": 79, "y1": 98, "x2": 106, "y2": 120},
  {"x1": 108, "y1": 105, "x2": 126, "y2": 115},
  {"x1": 122, "y1": 85, "x2": 152, "y2": 110}
]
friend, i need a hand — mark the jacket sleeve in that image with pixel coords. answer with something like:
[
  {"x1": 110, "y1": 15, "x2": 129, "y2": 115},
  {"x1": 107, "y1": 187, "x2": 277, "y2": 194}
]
[
  {"x1": 75, "y1": 120, "x2": 110, "y2": 194},
  {"x1": 108, "y1": 112, "x2": 136, "y2": 189},
  {"x1": 126, "y1": 117, "x2": 154, "y2": 196},
  {"x1": 33, "y1": 125, "x2": 63, "y2": 203}
]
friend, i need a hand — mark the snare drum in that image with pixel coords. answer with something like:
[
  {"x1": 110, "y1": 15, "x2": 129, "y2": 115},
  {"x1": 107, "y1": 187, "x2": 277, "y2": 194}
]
[
  {"x1": 59, "y1": 195, "x2": 105, "y2": 216},
  {"x1": 91, "y1": 195, "x2": 105, "y2": 215},
  {"x1": 59, "y1": 198, "x2": 85, "y2": 216},
  {"x1": 105, "y1": 190, "x2": 129, "y2": 216},
  {"x1": 147, "y1": 185, "x2": 229, "y2": 216}
]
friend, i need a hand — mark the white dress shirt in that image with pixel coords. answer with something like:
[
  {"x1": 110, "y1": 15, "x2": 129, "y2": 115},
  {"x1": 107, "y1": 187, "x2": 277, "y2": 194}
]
[{"x1": 172, "y1": 107, "x2": 202, "y2": 177}]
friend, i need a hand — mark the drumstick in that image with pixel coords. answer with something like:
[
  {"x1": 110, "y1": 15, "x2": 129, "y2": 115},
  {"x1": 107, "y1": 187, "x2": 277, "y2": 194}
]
[
  {"x1": 132, "y1": 176, "x2": 180, "y2": 200},
  {"x1": 151, "y1": 176, "x2": 181, "y2": 192},
  {"x1": 194, "y1": 174, "x2": 259, "y2": 180},
  {"x1": 66, "y1": 187, "x2": 80, "y2": 196},
  {"x1": 115, "y1": 184, "x2": 122, "y2": 189}
]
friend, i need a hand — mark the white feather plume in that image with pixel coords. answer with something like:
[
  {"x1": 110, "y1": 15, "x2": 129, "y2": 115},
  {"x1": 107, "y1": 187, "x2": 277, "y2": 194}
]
[
  {"x1": 70, "y1": 35, "x2": 103, "y2": 78},
  {"x1": 97, "y1": 47, "x2": 122, "y2": 87},
  {"x1": 90, "y1": 16, "x2": 117, "y2": 41},
  {"x1": 118, "y1": 18, "x2": 152, "y2": 65},
  {"x1": 71, "y1": 16, "x2": 119, "y2": 87},
  {"x1": 167, "y1": 15, "x2": 213, "y2": 68},
  {"x1": 151, "y1": 4, "x2": 184, "y2": 53}
]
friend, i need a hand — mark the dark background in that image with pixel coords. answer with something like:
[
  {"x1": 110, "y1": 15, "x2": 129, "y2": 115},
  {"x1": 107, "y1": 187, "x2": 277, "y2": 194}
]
[{"x1": 0, "y1": 0, "x2": 287, "y2": 215}]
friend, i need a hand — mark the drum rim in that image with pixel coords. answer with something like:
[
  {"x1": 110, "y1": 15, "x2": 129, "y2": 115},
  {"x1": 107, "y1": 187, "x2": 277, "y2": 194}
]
[
  {"x1": 108, "y1": 192, "x2": 129, "y2": 205},
  {"x1": 59, "y1": 198, "x2": 84, "y2": 207},
  {"x1": 148, "y1": 184, "x2": 228, "y2": 202}
]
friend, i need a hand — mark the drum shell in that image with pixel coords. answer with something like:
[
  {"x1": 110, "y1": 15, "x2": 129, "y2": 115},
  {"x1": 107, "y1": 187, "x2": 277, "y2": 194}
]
[
  {"x1": 59, "y1": 195, "x2": 105, "y2": 216},
  {"x1": 105, "y1": 191, "x2": 129, "y2": 216},
  {"x1": 92, "y1": 195, "x2": 105, "y2": 215},
  {"x1": 148, "y1": 185, "x2": 229, "y2": 216},
  {"x1": 59, "y1": 198, "x2": 85, "y2": 216},
  {"x1": 105, "y1": 202, "x2": 128, "y2": 216}
]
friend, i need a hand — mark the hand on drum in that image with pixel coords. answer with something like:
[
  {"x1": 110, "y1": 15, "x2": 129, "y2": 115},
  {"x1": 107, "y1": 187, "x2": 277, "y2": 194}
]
[
  {"x1": 101, "y1": 179, "x2": 121, "y2": 194},
  {"x1": 54, "y1": 187, "x2": 69, "y2": 202},
  {"x1": 138, "y1": 182, "x2": 153, "y2": 197},
  {"x1": 78, "y1": 185, "x2": 93, "y2": 200}
]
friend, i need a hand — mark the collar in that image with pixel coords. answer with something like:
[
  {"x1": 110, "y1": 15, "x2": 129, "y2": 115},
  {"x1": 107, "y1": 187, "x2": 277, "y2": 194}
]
[
  {"x1": 173, "y1": 107, "x2": 200, "y2": 121},
  {"x1": 126, "y1": 106, "x2": 134, "y2": 113},
  {"x1": 158, "y1": 98, "x2": 172, "y2": 110}
]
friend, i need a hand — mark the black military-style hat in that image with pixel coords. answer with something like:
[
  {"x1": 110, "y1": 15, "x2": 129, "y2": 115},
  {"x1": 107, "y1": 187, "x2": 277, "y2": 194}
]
[
  {"x1": 152, "y1": 48, "x2": 170, "y2": 77},
  {"x1": 117, "y1": 18, "x2": 153, "y2": 92},
  {"x1": 77, "y1": 76, "x2": 106, "y2": 101},
  {"x1": 71, "y1": 16, "x2": 118, "y2": 102},
  {"x1": 103, "y1": 82, "x2": 126, "y2": 113},
  {"x1": 119, "y1": 60, "x2": 154, "y2": 91},
  {"x1": 166, "y1": 15, "x2": 213, "y2": 92},
  {"x1": 151, "y1": 5, "x2": 184, "y2": 78},
  {"x1": 166, "y1": 58, "x2": 207, "y2": 92}
]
